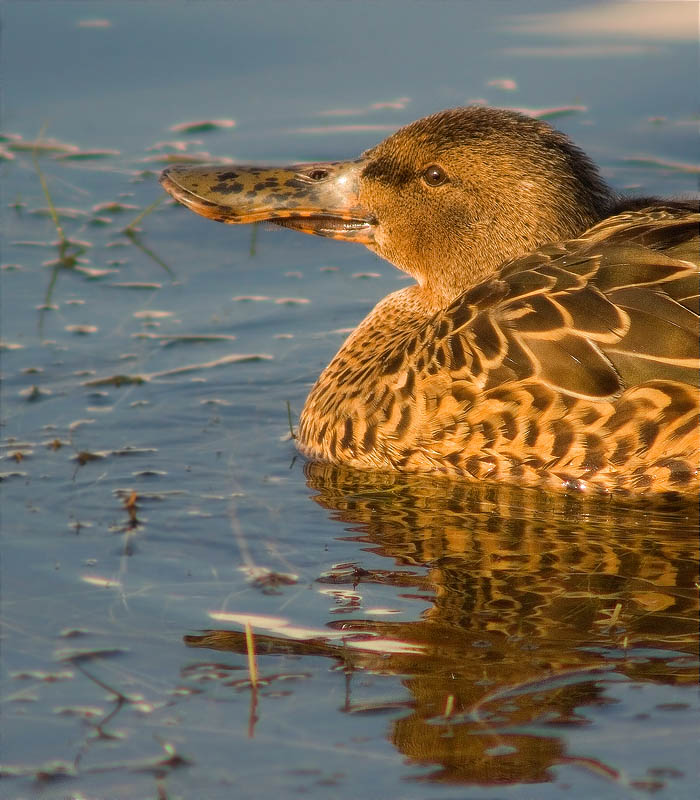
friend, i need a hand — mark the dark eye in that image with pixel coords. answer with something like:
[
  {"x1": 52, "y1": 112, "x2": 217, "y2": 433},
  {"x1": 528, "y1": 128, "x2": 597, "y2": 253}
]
[
  {"x1": 422, "y1": 164, "x2": 448, "y2": 187},
  {"x1": 306, "y1": 168, "x2": 329, "y2": 181}
]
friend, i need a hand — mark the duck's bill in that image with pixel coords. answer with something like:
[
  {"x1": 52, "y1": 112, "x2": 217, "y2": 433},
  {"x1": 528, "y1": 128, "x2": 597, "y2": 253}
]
[{"x1": 159, "y1": 160, "x2": 375, "y2": 244}]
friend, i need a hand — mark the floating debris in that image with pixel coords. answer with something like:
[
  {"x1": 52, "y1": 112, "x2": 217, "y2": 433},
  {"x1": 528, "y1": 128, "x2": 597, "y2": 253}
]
[
  {"x1": 19, "y1": 385, "x2": 51, "y2": 401},
  {"x1": 109, "y1": 282, "x2": 162, "y2": 290},
  {"x1": 57, "y1": 237, "x2": 93, "y2": 250},
  {"x1": 204, "y1": 611, "x2": 425, "y2": 654},
  {"x1": 84, "y1": 374, "x2": 146, "y2": 387},
  {"x1": 132, "y1": 309, "x2": 174, "y2": 319},
  {"x1": 131, "y1": 332, "x2": 237, "y2": 346},
  {"x1": 131, "y1": 469, "x2": 167, "y2": 477},
  {"x1": 169, "y1": 119, "x2": 236, "y2": 134},
  {"x1": 487, "y1": 78, "x2": 518, "y2": 90},
  {"x1": 274, "y1": 297, "x2": 310, "y2": 305},
  {"x1": 65, "y1": 324, "x2": 99, "y2": 335},
  {"x1": 0, "y1": 439, "x2": 32, "y2": 450},
  {"x1": 622, "y1": 155, "x2": 700, "y2": 174},
  {"x1": 11, "y1": 669, "x2": 74, "y2": 681},
  {"x1": 12, "y1": 240, "x2": 54, "y2": 248},
  {"x1": 29, "y1": 205, "x2": 87, "y2": 220},
  {"x1": 77, "y1": 18, "x2": 112, "y2": 28},
  {"x1": 54, "y1": 148, "x2": 120, "y2": 161},
  {"x1": 54, "y1": 646, "x2": 127, "y2": 662},
  {"x1": 370, "y1": 97, "x2": 411, "y2": 110},
  {"x1": 508, "y1": 105, "x2": 588, "y2": 120},
  {"x1": 200, "y1": 397, "x2": 232, "y2": 407},
  {"x1": 240, "y1": 566, "x2": 299, "y2": 593},
  {"x1": 92, "y1": 201, "x2": 139, "y2": 214},
  {"x1": 147, "y1": 140, "x2": 199, "y2": 152},
  {"x1": 42, "y1": 255, "x2": 88, "y2": 270},
  {"x1": 68, "y1": 418, "x2": 96, "y2": 431},
  {"x1": 59, "y1": 628, "x2": 92, "y2": 638},
  {"x1": 81, "y1": 575, "x2": 121, "y2": 588},
  {"x1": 73, "y1": 450, "x2": 109, "y2": 464},
  {"x1": 151, "y1": 353, "x2": 273, "y2": 378},
  {"x1": 111, "y1": 446, "x2": 158, "y2": 456},
  {"x1": 74, "y1": 266, "x2": 119, "y2": 280},
  {"x1": 54, "y1": 705, "x2": 105, "y2": 718},
  {"x1": 1, "y1": 759, "x2": 77, "y2": 780},
  {"x1": 9, "y1": 137, "x2": 79, "y2": 154},
  {"x1": 317, "y1": 97, "x2": 411, "y2": 116},
  {"x1": 0, "y1": 471, "x2": 27, "y2": 481}
]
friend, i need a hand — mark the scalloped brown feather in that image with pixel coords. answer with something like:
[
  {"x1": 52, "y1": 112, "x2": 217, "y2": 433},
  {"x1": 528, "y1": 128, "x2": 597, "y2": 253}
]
[{"x1": 298, "y1": 206, "x2": 699, "y2": 494}]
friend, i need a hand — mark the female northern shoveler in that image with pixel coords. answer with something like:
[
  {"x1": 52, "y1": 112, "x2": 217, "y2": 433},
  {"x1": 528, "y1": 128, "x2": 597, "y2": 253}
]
[{"x1": 160, "y1": 107, "x2": 699, "y2": 495}]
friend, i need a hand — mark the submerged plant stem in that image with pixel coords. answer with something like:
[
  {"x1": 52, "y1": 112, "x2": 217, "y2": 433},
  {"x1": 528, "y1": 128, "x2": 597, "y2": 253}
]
[
  {"x1": 123, "y1": 195, "x2": 164, "y2": 233},
  {"x1": 32, "y1": 123, "x2": 66, "y2": 244},
  {"x1": 124, "y1": 228, "x2": 175, "y2": 277},
  {"x1": 286, "y1": 400, "x2": 297, "y2": 439},
  {"x1": 249, "y1": 221, "x2": 259, "y2": 256}
]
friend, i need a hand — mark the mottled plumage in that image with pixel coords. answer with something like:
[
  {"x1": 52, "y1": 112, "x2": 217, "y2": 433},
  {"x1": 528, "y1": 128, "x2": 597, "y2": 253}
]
[{"x1": 160, "y1": 107, "x2": 699, "y2": 495}]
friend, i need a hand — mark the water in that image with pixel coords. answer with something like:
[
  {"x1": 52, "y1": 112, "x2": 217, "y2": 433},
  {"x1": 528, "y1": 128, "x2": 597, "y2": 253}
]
[{"x1": 2, "y1": 2, "x2": 698, "y2": 798}]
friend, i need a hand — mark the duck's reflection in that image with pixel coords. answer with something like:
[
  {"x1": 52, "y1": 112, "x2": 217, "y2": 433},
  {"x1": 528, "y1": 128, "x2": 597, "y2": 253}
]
[{"x1": 186, "y1": 464, "x2": 698, "y2": 785}]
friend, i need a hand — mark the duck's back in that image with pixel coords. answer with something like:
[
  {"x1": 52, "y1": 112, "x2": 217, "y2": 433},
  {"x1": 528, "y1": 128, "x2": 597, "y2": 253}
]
[{"x1": 299, "y1": 205, "x2": 699, "y2": 495}]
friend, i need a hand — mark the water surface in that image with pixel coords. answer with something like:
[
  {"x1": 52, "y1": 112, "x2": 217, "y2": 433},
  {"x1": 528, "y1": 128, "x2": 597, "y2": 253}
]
[{"x1": 2, "y1": 2, "x2": 698, "y2": 798}]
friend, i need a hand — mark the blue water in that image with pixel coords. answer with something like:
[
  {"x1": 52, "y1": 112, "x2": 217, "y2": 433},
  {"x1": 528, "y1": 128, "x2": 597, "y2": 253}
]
[{"x1": 2, "y1": 2, "x2": 698, "y2": 799}]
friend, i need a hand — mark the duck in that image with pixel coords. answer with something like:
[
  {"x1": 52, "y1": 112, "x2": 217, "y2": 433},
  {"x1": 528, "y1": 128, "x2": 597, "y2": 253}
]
[{"x1": 160, "y1": 106, "x2": 699, "y2": 495}]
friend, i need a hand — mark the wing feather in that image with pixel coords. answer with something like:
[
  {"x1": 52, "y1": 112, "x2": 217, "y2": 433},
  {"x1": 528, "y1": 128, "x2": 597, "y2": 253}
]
[{"x1": 439, "y1": 208, "x2": 700, "y2": 401}]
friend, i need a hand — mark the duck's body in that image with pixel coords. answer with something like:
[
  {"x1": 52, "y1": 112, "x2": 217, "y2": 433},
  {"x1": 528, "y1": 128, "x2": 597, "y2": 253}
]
[
  {"x1": 298, "y1": 205, "x2": 698, "y2": 493},
  {"x1": 160, "y1": 107, "x2": 699, "y2": 495}
]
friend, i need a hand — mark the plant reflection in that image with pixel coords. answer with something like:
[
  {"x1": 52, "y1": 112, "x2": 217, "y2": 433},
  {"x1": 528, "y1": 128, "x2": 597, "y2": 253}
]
[{"x1": 186, "y1": 464, "x2": 698, "y2": 785}]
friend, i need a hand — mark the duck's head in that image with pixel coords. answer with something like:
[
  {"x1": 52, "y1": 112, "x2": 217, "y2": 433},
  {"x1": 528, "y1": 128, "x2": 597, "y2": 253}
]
[{"x1": 160, "y1": 107, "x2": 613, "y2": 305}]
